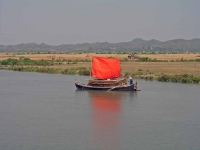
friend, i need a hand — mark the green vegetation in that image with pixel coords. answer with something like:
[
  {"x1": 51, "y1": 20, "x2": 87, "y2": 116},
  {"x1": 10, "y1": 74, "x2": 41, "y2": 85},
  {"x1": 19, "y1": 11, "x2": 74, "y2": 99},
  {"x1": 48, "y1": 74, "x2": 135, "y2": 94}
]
[
  {"x1": 168, "y1": 58, "x2": 200, "y2": 62},
  {"x1": 137, "y1": 57, "x2": 200, "y2": 62},
  {"x1": 5, "y1": 65, "x2": 200, "y2": 84},
  {"x1": 0, "y1": 58, "x2": 51, "y2": 66},
  {"x1": 135, "y1": 57, "x2": 167, "y2": 62},
  {"x1": 62, "y1": 67, "x2": 90, "y2": 75},
  {"x1": 8, "y1": 66, "x2": 90, "y2": 76},
  {"x1": 3, "y1": 56, "x2": 200, "y2": 65},
  {"x1": 1, "y1": 57, "x2": 200, "y2": 84},
  {"x1": 157, "y1": 74, "x2": 200, "y2": 83},
  {"x1": 123, "y1": 70, "x2": 157, "y2": 81},
  {"x1": 122, "y1": 70, "x2": 200, "y2": 84},
  {"x1": 9, "y1": 66, "x2": 61, "y2": 74},
  {"x1": 1, "y1": 58, "x2": 91, "y2": 76}
]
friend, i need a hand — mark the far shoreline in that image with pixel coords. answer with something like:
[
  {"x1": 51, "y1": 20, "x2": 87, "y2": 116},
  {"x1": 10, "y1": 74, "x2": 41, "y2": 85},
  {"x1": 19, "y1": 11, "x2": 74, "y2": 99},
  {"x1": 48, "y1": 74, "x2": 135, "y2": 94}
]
[{"x1": 0, "y1": 52, "x2": 200, "y2": 84}]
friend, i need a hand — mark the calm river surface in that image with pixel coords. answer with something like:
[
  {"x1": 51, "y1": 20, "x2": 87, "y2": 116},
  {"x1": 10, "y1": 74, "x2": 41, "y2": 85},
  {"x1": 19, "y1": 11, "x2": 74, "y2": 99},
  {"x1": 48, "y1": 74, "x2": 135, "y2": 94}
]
[{"x1": 0, "y1": 70, "x2": 200, "y2": 150}]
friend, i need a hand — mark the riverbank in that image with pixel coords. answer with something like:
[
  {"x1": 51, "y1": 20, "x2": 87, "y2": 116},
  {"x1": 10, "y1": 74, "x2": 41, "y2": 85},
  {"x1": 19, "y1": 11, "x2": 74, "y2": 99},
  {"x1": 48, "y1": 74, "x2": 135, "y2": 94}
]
[
  {"x1": 2, "y1": 65, "x2": 199, "y2": 84},
  {"x1": 0, "y1": 52, "x2": 200, "y2": 84}
]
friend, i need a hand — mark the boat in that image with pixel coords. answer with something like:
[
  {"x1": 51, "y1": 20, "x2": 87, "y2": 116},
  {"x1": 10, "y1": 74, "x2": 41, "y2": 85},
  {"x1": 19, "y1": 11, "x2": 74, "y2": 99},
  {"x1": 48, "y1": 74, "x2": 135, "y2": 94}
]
[{"x1": 75, "y1": 56, "x2": 139, "y2": 91}]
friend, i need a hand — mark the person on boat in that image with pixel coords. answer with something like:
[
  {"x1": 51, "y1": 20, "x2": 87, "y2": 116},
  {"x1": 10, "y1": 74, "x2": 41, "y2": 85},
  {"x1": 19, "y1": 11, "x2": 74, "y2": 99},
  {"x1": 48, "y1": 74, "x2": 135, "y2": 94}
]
[{"x1": 129, "y1": 76, "x2": 133, "y2": 85}]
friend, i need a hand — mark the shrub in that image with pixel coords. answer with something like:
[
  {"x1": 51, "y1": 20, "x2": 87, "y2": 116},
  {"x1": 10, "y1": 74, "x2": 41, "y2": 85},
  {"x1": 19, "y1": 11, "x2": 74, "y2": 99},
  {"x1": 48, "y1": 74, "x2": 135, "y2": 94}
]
[
  {"x1": 157, "y1": 74, "x2": 170, "y2": 82},
  {"x1": 78, "y1": 69, "x2": 90, "y2": 76},
  {"x1": 157, "y1": 74, "x2": 200, "y2": 84},
  {"x1": 138, "y1": 57, "x2": 149, "y2": 62},
  {"x1": 144, "y1": 76, "x2": 153, "y2": 81}
]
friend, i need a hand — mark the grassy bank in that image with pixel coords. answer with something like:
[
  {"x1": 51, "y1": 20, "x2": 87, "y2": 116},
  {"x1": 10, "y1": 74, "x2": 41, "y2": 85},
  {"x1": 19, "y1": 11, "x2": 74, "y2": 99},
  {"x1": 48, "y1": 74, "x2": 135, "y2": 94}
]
[
  {"x1": 0, "y1": 54, "x2": 200, "y2": 84},
  {"x1": 122, "y1": 70, "x2": 200, "y2": 84},
  {"x1": 4, "y1": 65, "x2": 200, "y2": 84},
  {"x1": 7, "y1": 66, "x2": 90, "y2": 76}
]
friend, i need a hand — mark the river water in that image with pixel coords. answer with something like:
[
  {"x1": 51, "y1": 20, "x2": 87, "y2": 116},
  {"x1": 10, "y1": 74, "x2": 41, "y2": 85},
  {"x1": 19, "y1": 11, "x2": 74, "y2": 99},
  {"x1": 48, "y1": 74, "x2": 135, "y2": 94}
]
[{"x1": 0, "y1": 70, "x2": 200, "y2": 150}]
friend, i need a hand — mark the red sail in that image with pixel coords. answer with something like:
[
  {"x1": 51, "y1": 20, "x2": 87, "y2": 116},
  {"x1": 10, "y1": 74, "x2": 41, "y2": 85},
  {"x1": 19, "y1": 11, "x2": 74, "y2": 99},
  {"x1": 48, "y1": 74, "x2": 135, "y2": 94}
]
[{"x1": 92, "y1": 56, "x2": 120, "y2": 79}]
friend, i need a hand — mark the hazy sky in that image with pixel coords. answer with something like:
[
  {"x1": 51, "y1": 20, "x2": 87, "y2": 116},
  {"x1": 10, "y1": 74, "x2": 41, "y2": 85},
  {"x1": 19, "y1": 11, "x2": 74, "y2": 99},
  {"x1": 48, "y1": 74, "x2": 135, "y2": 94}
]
[{"x1": 0, "y1": 0, "x2": 200, "y2": 45}]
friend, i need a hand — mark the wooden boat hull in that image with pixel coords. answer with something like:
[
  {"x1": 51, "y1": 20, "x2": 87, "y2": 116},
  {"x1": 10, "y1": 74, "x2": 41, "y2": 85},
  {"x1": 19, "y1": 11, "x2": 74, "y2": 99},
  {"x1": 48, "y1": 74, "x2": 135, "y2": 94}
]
[{"x1": 75, "y1": 82, "x2": 136, "y2": 91}]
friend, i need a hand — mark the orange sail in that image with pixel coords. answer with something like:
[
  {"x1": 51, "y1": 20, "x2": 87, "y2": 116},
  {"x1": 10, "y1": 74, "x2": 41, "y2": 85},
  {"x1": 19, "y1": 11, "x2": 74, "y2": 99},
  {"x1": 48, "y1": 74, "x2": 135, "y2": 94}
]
[{"x1": 92, "y1": 56, "x2": 120, "y2": 79}]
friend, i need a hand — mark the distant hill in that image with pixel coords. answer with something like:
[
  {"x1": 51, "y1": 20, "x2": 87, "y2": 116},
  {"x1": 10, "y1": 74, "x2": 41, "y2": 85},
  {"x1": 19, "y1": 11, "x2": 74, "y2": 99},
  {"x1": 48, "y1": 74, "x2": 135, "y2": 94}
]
[{"x1": 1, "y1": 38, "x2": 200, "y2": 52}]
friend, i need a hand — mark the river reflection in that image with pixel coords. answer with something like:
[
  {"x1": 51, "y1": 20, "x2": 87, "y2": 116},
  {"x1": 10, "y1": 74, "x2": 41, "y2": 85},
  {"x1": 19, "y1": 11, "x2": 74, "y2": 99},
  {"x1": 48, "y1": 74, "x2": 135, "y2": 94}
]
[{"x1": 87, "y1": 91, "x2": 136, "y2": 150}]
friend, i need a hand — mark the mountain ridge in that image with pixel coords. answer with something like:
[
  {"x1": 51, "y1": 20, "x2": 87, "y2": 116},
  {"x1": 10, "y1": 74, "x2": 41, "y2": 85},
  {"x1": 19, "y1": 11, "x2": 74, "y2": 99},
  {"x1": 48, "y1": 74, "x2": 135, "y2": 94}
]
[{"x1": 0, "y1": 38, "x2": 200, "y2": 52}]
